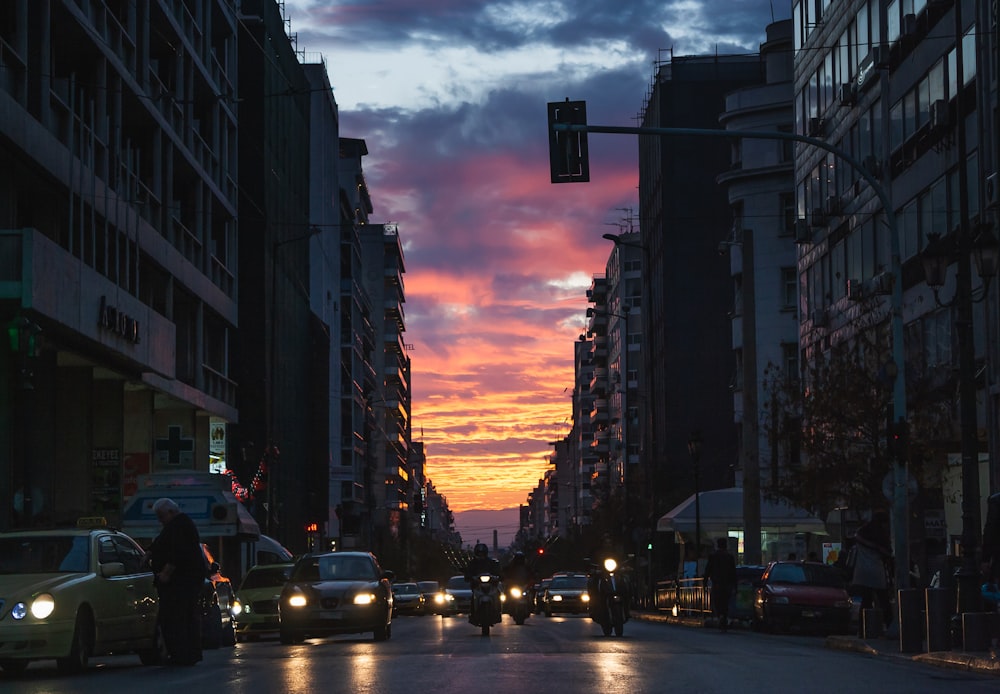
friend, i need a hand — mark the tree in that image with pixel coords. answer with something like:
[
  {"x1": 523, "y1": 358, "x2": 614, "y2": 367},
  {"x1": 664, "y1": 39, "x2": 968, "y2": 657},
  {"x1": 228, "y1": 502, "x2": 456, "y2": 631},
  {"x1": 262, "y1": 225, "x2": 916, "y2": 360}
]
[{"x1": 761, "y1": 305, "x2": 952, "y2": 521}]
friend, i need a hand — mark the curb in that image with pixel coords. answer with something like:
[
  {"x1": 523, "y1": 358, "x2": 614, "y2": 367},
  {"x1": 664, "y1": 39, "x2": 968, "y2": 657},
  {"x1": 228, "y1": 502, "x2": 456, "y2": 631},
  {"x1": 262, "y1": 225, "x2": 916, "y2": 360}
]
[{"x1": 634, "y1": 611, "x2": 1000, "y2": 677}]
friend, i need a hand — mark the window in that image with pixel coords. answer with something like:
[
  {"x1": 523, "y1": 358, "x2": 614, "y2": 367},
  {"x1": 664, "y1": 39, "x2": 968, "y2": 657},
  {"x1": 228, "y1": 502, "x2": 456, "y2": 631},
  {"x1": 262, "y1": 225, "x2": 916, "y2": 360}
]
[{"x1": 782, "y1": 267, "x2": 798, "y2": 309}]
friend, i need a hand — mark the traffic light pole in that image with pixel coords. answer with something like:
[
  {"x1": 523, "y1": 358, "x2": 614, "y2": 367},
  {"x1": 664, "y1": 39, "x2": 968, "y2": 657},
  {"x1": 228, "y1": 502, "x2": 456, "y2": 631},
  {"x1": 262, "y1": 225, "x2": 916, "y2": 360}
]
[{"x1": 550, "y1": 114, "x2": 909, "y2": 590}]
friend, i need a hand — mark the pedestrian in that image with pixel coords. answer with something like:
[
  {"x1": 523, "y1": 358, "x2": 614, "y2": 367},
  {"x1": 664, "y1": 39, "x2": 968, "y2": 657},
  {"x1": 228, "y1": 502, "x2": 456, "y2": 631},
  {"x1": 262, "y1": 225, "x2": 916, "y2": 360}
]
[
  {"x1": 850, "y1": 510, "x2": 893, "y2": 634},
  {"x1": 143, "y1": 498, "x2": 206, "y2": 665},
  {"x1": 703, "y1": 537, "x2": 737, "y2": 632}
]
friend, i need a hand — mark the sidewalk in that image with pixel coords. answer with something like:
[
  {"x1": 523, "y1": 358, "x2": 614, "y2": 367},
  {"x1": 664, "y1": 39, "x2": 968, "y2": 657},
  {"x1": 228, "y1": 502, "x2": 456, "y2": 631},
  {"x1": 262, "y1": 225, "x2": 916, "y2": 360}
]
[{"x1": 631, "y1": 610, "x2": 1000, "y2": 676}]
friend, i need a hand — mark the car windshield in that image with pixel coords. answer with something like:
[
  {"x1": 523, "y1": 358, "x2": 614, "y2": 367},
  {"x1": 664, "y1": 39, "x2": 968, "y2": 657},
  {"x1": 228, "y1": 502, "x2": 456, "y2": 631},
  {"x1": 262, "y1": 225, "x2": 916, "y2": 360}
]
[
  {"x1": 767, "y1": 563, "x2": 845, "y2": 588},
  {"x1": 445, "y1": 576, "x2": 468, "y2": 590},
  {"x1": 241, "y1": 565, "x2": 292, "y2": 590},
  {"x1": 550, "y1": 575, "x2": 588, "y2": 590},
  {"x1": 394, "y1": 583, "x2": 418, "y2": 595},
  {"x1": 318, "y1": 556, "x2": 376, "y2": 581},
  {"x1": 418, "y1": 581, "x2": 439, "y2": 593},
  {"x1": 0, "y1": 536, "x2": 90, "y2": 573}
]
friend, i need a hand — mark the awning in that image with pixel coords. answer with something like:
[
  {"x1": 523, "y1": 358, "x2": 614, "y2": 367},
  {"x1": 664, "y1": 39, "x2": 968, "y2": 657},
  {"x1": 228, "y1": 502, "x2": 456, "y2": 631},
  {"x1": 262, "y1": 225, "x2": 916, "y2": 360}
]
[
  {"x1": 656, "y1": 487, "x2": 827, "y2": 536},
  {"x1": 121, "y1": 471, "x2": 261, "y2": 540}
]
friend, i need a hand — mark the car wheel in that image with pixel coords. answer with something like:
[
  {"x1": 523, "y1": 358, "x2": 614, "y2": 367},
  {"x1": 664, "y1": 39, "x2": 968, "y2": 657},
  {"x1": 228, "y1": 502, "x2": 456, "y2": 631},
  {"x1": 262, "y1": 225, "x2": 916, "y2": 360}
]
[
  {"x1": 0, "y1": 660, "x2": 29, "y2": 676},
  {"x1": 57, "y1": 610, "x2": 94, "y2": 674}
]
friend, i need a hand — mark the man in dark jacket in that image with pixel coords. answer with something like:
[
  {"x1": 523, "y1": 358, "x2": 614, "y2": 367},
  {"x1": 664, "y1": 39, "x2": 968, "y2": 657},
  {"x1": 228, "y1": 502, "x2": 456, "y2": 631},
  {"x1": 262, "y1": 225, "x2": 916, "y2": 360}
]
[
  {"x1": 144, "y1": 498, "x2": 205, "y2": 665},
  {"x1": 703, "y1": 537, "x2": 737, "y2": 632}
]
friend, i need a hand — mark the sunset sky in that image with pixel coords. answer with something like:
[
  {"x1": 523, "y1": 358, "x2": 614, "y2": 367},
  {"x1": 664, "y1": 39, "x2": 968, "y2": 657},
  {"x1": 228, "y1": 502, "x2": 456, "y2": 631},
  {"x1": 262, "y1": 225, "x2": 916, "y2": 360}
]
[{"x1": 281, "y1": 1, "x2": 790, "y2": 518}]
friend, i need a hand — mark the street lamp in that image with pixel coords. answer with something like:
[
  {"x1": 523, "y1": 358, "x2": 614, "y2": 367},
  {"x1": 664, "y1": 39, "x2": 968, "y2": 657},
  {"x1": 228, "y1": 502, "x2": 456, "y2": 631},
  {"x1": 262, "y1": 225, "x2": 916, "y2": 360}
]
[
  {"x1": 687, "y1": 431, "x2": 703, "y2": 559},
  {"x1": 920, "y1": 226, "x2": 999, "y2": 614}
]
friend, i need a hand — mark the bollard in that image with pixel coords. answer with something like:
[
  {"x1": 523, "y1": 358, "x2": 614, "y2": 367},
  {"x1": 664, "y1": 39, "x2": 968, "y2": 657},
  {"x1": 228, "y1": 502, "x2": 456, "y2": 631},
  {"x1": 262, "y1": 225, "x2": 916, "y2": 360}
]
[
  {"x1": 861, "y1": 608, "x2": 883, "y2": 638},
  {"x1": 897, "y1": 589, "x2": 923, "y2": 653},
  {"x1": 962, "y1": 612, "x2": 991, "y2": 651},
  {"x1": 925, "y1": 588, "x2": 953, "y2": 652}
]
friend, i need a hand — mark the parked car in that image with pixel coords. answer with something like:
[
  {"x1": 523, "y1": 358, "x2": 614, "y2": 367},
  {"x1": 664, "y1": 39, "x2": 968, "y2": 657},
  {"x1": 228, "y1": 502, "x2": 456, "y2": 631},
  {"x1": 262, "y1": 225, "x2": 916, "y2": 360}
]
[
  {"x1": 278, "y1": 551, "x2": 394, "y2": 642},
  {"x1": 542, "y1": 573, "x2": 590, "y2": 616},
  {"x1": 0, "y1": 521, "x2": 163, "y2": 675},
  {"x1": 200, "y1": 545, "x2": 239, "y2": 649},
  {"x1": 235, "y1": 562, "x2": 294, "y2": 641},
  {"x1": 752, "y1": 560, "x2": 852, "y2": 634},
  {"x1": 441, "y1": 575, "x2": 473, "y2": 616},
  {"x1": 391, "y1": 582, "x2": 426, "y2": 616}
]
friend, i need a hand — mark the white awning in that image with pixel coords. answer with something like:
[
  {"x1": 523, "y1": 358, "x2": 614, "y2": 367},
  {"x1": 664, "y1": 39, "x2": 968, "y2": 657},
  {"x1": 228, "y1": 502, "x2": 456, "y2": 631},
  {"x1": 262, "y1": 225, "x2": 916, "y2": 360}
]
[{"x1": 656, "y1": 487, "x2": 827, "y2": 536}]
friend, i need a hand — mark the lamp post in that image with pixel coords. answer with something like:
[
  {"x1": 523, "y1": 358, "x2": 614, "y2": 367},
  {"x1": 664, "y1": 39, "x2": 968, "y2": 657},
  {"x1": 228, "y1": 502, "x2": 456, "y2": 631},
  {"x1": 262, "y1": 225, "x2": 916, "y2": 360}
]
[
  {"x1": 688, "y1": 431, "x2": 703, "y2": 560},
  {"x1": 921, "y1": 227, "x2": 999, "y2": 614}
]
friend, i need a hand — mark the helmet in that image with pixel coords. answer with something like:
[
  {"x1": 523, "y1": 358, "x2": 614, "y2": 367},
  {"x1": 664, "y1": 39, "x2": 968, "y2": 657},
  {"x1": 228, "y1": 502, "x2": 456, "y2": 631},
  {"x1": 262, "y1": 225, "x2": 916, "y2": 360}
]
[{"x1": 474, "y1": 543, "x2": 489, "y2": 558}]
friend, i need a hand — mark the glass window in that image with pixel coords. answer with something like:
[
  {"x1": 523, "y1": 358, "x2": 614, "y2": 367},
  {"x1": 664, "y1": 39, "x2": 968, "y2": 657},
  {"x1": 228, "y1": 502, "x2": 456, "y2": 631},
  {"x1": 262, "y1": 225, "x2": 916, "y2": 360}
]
[
  {"x1": 903, "y1": 90, "x2": 918, "y2": 141},
  {"x1": 887, "y1": 0, "x2": 900, "y2": 44},
  {"x1": 901, "y1": 199, "x2": 918, "y2": 260},
  {"x1": 831, "y1": 239, "x2": 846, "y2": 301},
  {"x1": 917, "y1": 76, "x2": 930, "y2": 129},
  {"x1": 871, "y1": 99, "x2": 883, "y2": 157},
  {"x1": 839, "y1": 31, "x2": 851, "y2": 83},
  {"x1": 967, "y1": 151, "x2": 980, "y2": 220},
  {"x1": 848, "y1": 230, "x2": 863, "y2": 281},
  {"x1": 862, "y1": 220, "x2": 876, "y2": 279},
  {"x1": 857, "y1": 3, "x2": 870, "y2": 56},
  {"x1": 928, "y1": 60, "x2": 945, "y2": 103},
  {"x1": 782, "y1": 267, "x2": 798, "y2": 308},
  {"x1": 962, "y1": 26, "x2": 976, "y2": 85},
  {"x1": 889, "y1": 101, "x2": 904, "y2": 152},
  {"x1": 947, "y1": 47, "x2": 958, "y2": 100}
]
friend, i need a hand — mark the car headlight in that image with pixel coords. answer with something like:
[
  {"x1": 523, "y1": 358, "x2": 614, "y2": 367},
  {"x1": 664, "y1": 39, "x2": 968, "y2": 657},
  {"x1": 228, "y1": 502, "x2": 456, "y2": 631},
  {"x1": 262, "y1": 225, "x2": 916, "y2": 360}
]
[
  {"x1": 434, "y1": 594, "x2": 445, "y2": 605},
  {"x1": 230, "y1": 599, "x2": 243, "y2": 617},
  {"x1": 552, "y1": 595, "x2": 563, "y2": 602},
  {"x1": 499, "y1": 593, "x2": 506, "y2": 602},
  {"x1": 603, "y1": 558, "x2": 618, "y2": 572},
  {"x1": 509, "y1": 587, "x2": 523, "y2": 599},
  {"x1": 478, "y1": 574, "x2": 491, "y2": 583},
  {"x1": 353, "y1": 593, "x2": 376, "y2": 606},
  {"x1": 581, "y1": 594, "x2": 590, "y2": 602},
  {"x1": 287, "y1": 591, "x2": 308, "y2": 608},
  {"x1": 30, "y1": 594, "x2": 56, "y2": 619}
]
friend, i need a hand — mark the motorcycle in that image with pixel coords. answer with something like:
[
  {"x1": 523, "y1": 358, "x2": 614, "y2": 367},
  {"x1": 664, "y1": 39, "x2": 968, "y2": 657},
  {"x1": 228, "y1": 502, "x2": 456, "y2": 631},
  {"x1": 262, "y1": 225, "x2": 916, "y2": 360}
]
[
  {"x1": 590, "y1": 557, "x2": 628, "y2": 637},
  {"x1": 505, "y1": 584, "x2": 530, "y2": 625},
  {"x1": 469, "y1": 573, "x2": 503, "y2": 635}
]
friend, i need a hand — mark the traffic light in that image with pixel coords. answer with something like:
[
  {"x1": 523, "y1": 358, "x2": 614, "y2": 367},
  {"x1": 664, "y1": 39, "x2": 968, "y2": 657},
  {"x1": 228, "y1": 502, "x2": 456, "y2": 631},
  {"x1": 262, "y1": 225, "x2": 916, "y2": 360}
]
[
  {"x1": 547, "y1": 99, "x2": 590, "y2": 183},
  {"x1": 537, "y1": 547, "x2": 545, "y2": 556}
]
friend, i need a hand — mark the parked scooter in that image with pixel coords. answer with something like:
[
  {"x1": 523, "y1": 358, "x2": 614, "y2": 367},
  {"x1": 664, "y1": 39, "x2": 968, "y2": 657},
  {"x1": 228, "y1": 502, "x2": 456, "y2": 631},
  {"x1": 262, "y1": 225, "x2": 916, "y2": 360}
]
[
  {"x1": 469, "y1": 573, "x2": 503, "y2": 635},
  {"x1": 590, "y1": 557, "x2": 629, "y2": 636}
]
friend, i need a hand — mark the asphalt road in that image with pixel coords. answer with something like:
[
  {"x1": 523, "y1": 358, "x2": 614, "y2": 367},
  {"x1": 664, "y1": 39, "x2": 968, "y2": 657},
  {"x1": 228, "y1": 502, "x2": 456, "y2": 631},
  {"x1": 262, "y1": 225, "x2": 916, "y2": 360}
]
[{"x1": 5, "y1": 612, "x2": 997, "y2": 693}]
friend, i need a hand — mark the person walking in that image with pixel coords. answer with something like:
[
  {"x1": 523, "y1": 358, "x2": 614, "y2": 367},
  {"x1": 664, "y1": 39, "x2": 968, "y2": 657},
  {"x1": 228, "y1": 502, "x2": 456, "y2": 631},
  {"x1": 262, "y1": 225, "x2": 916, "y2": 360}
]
[
  {"x1": 703, "y1": 537, "x2": 737, "y2": 632},
  {"x1": 850, "y1": 510, "x2": 893, "y2": 635},
  {"x1": 144, "y1": 498, "x2": 206, "y2": 665}
]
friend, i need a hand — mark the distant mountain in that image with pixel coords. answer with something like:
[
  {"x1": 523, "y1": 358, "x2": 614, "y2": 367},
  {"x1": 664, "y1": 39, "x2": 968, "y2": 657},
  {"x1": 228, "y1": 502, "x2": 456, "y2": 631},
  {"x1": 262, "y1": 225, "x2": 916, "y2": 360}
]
[{"x1": 453, "y1": 507, "x2": 520, "y2": 549}]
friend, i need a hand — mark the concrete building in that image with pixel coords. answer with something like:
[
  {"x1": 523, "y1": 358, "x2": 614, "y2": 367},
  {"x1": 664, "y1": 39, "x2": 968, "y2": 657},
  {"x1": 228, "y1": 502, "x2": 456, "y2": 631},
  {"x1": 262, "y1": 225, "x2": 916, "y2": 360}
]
[
  {"x1": 791, "y1": 0, "x2": 997, "y2": 576},
  {"x1": 637, "y1": 54, "x2": 766, "y2": 560},
  {"x1": 0, "y1": 0, "x2": 240, "y2": 529},
  {"x1": 715, "y1": 20, "x2": 798, "y2": 563}
]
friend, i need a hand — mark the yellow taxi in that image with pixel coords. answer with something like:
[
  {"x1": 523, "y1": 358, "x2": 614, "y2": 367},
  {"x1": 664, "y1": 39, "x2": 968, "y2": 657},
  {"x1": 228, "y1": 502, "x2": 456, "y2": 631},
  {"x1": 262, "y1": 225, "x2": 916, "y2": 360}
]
[{"x1": 0, "y1": 519, "x2": 163, "y2": 675}]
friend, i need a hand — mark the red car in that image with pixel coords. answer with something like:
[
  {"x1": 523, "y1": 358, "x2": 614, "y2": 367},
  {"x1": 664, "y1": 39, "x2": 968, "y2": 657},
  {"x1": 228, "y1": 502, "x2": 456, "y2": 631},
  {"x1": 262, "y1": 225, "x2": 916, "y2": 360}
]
[{"x1": 752, "y1": 560, "x2": 852, "y2": 634}]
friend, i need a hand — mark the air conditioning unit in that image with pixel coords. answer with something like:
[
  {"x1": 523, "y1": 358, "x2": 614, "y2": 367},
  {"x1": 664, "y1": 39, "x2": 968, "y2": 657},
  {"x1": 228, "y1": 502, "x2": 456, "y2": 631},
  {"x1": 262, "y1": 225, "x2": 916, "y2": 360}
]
[
  {"x1": 930, "y1": 99, "x2": 949, "y2": 130},
  {"x1": 867, "y1": 271, "x2": 894, "y2": 295},
  {"x1": 210, "y1": 502, "x2": 238, "y2": 524},
  {"x1": 847, "y1": 278, "x2": 865, "y2": 301},
  {"x1": 987, "y1": 172, "x2": 999, "y2": 208},
  {"x1": 810, "y1": 308, "x2": 829, "y2": 327},
  {"x1": 902, "y1": 13, "x2": 918, "y2": 38},
  {"x1": 839, "y1": 83, "x2": 857, "y2": 106},
  {"x1": 794, "y1": 218, "x2": 811, "y2": 244},
  {"x1": 807, "y1": 117, "x2": 826, "y2": 138}
]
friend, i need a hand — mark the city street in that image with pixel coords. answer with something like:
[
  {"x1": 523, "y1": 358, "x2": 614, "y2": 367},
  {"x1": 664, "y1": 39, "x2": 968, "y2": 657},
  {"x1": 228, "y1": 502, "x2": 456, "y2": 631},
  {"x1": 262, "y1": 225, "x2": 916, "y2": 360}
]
[{"x1": 5, "y1": 614, "x2": 996, "y2": 693}]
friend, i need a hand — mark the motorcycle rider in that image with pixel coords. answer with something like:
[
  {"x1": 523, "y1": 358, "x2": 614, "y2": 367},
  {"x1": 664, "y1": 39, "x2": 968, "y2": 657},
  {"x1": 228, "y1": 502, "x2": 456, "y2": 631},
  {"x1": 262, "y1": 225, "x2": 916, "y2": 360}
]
[
  {"x1": 503, "y1": 551, "x2": 532, "y2": 588},
  {"x1": 465, "y1": 543, "x2": 501, "y2": 623}
]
